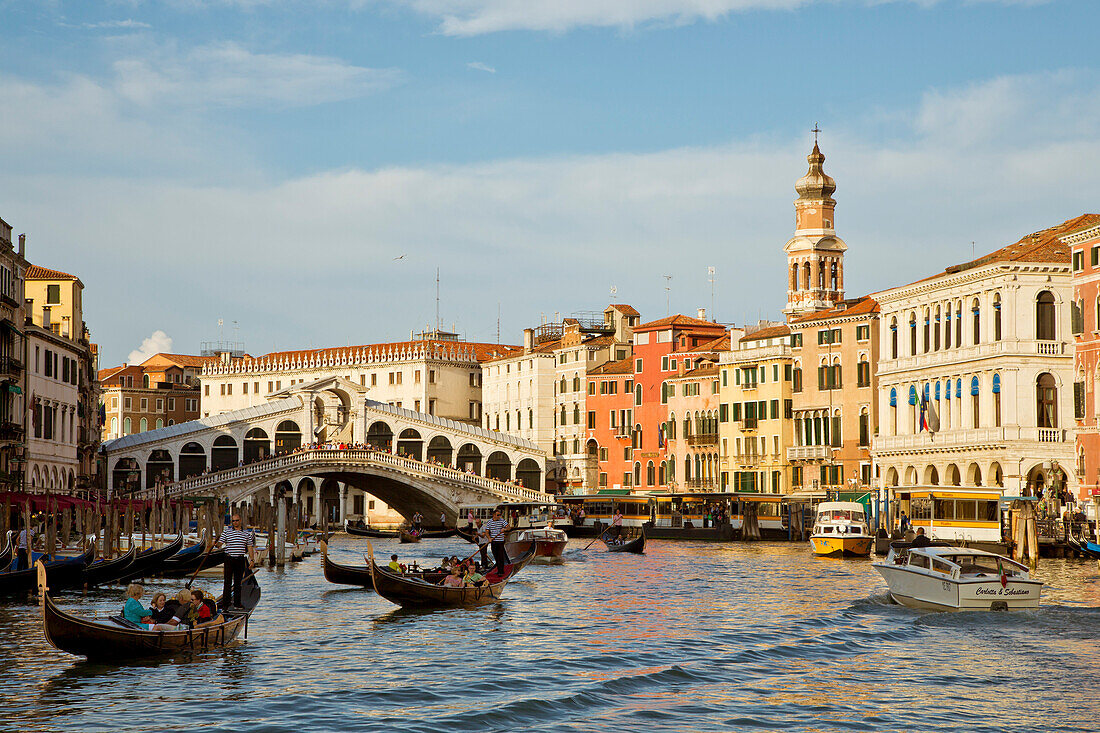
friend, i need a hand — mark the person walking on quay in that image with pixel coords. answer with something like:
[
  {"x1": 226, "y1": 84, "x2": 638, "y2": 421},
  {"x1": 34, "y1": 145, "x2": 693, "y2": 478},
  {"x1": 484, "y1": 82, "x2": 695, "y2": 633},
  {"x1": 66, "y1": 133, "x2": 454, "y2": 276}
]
[
  {"x1": 216, "y1": 513, "x2": 256, "y2": 610},
  {"x1": 482, "y1": 508, "x2": 511, "y2": 574},
  {"x1": 898, "y1": 511, "x2": 910, "y2": 533}
]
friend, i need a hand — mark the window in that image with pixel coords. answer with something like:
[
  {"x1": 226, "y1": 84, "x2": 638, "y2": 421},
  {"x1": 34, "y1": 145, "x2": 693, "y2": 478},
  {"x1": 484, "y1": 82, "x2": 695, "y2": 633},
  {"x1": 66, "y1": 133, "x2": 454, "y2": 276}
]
[
  {"x1": 124, "y1": 396, "x2": 132, "y2": 410},
  {"x1": 891, "y1": 318, "x2": 899, "y2": 359},
  {"x1": 790, "y1": 333, "x2": 803, "y2": 348},
  {"x1": 856, "y1": 324, "x2": 869, "y2": 341},
  {"x1": 156, "y1": 398, "x2": 163, "y2": 411},
  {"x1": 1071, "y1": 299, "x2": 1084, "y2": 335},
  {"x1": 784, "y1": 399, "x2": 793, "y2": 419},
  {"x1": 857, "y1": 360, "x2": 871, "y2": 387},
  {"x1": 635, "y1": 384, "x2": 642, "y2": 406},
  {"x1": 415, "y1": 370, "x2": 421, "y2": 384},
  {"x1": 792, "y1": 367, "x2": 802, "y2": 393},
  {"x1": 859, "y1": 411, "x2": 869, "y2": 446},
  {"x1": 124, "y1": 417, "x2": 131, "y2": 435},
  {"x1": 635, "y1": 358, "x2": 643, "y2": 373},
  {"x1": 1075, "y1": 381, "x2": 1086, "y2": 419},
  {"x1": 227, "y1": 383, "x2": 232, "y2": 395},
  {"x1": 909, "y1": 313, "x2": 917, "y2": 355},
  {"x1": 46, "y1": 284, "x2": 60, "y2": 304},
  {"x1": 1037, "y1": 291, "x2": 1056, "y2": 340},
  {"x1": 1037, "y1": 373, "x2": 1057, "y2": 428},
  {"x1": 167, "y1": 398, "x2": 175, "y2": 411},
  {"x1": 1073, "y1": 251, "x2": 1084, "y2": 271},
  {"x1": 1093, "y1": 246, "x2": 1099, "y2": 267},
  {"x1": 972, "y1": 298, "x2": 980, "y2": 345}
]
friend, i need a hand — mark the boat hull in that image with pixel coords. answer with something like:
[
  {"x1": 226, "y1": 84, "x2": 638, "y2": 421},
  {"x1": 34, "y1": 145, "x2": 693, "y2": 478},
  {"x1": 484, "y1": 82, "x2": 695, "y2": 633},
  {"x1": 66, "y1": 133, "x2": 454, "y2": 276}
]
[
  {"x1": 874, "y1": 564, "x2": 1042, "y2": 610},
  {"x1": 504, "y1": 539, "x2": 566, "y2": 562},
  {"x1": 810, "y1": 535, "x2": 873, "y2": 557},
  {"x1": 368, "y1": 545, "x2": 535, "y2": 608}
]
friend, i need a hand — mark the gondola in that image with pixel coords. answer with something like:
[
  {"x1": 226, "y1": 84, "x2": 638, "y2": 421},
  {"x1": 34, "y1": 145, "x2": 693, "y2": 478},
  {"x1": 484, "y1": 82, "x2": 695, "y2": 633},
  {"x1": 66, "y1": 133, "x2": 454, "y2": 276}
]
[
  {"x1": 456, "y1": 526, "x2": 478, "y2": 544},
  {"x1": 81, "y1": 546, "x2": 138, "y2": 588},
  {"x1": 321, "y1": 542, "x2": 446, "y2": 588},
  {"x1": 160, "y1": 546, "x2": 226, "y2": 576},
  {"x1": 344, "y1": 522, "x2": 399, "y2": 538},
  {"x1": 419, "y1": 527, "x2": 458, "y2": 539},
  {"x1": 367, "y1": 541, "x2": 535, "y2": 608},
  {"x1": 118, "y1": 534, "x2": 185, "y2": 582},
  {"x1": 603, "y1": 528, "x2": 646, "y2": 554},
  {"x1": 399, "y1": 530, "x2": 421, "y2": 544},
  {"x1": 0, "y1": 532, "x2": 12, "y2": 569},
  {"x1": 1068, "y1": 536, "x2": 1100, "y2": 560},
  {"x1": 42, "y1": 567, "x2": 261, "y2": 661},
  {"x1": 0, "y1": 547, "x2": 95, "y2": 595}
]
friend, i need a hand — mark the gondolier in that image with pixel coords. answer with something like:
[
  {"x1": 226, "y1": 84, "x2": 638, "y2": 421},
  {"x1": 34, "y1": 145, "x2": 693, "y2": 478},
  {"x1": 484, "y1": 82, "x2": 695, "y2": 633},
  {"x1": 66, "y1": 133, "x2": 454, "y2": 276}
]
[
  {"x1": 482, "y1": 508, "x2": 510, "y2": 573},
  {"x1": 216, "y1": 514, "x2": 256, "y2": 610}
]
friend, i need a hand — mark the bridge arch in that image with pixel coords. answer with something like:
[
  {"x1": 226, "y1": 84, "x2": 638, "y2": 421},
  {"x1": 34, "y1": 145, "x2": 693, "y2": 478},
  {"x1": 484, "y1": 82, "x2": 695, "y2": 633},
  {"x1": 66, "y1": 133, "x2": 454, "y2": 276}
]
[
  {"x1": 211, "y1": 435, "x2": 239, "y2": 472},
  {"x1": 179, "y1": 442, "x2": 207, "y2": 479},
  {"x1": 426, "y1": 435, "x2": 453, "y2": 466},
  {"x1": 397, "y1": 428, "x2": 423, "y2": 461},
  {"x1": 113, "y1": 457, "x2": 141, "y2": 494},
  {"x1": 367, "y1": 420, "x2": 394, "y2": 451},
  {"x1": 486, "y1": 451, "x2": 511, "y2": 482},
  {"x1": 516, "y1": 458, "x2": 540, "y2": 490},
  {"x1": 244, "y1": 428, "x2": 271, "y2": 464},
  {"x1": 147, "y1": 449, "x2": 174, "y2": 488},
  {"x1": 274, "y1": 420, "x2": 302, "y2": 455},
  {"x1": 457, "y1": 443, "x2": 482, "y2": 474}
]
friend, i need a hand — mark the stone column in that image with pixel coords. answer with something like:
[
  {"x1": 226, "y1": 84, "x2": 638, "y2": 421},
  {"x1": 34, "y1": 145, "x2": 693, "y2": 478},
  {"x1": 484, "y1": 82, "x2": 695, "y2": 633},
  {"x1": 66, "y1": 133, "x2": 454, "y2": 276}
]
[
  {"x1": 338, "y1": 483, "x2": 348, "y2": 524},
  {"x1": 276, "y1": 494, "x2": 286, "y2": 566}
]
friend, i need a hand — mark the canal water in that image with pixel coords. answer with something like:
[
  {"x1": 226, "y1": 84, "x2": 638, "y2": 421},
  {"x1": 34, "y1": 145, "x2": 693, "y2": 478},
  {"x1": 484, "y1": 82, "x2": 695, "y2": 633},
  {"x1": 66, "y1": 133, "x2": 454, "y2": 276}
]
[{"x1": 3, "y1": 538, "x2": 1100, "y2": 732}]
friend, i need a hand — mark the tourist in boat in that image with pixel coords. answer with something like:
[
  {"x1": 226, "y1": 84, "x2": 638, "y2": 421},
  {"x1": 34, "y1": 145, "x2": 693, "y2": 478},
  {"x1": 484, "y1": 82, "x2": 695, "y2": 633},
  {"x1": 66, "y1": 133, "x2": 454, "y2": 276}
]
[
  {"x1": 216, "y1": 513, "x2": 257, "y2": 611},
  {"x1": 412, "y1": 512, "x2": 423, "y2": 531},
  {"x1": 124, "y1": 584, "x2": 180, "y2": 631},
  {"x1": 910, "y1": 527, "x2": 932, "y2": 548},
  {"x1": 441, "y1": 567, "x2": 464, "y2": 588},
  {"x1": 186, "y1": 589, "x2": 220, "y2": 627},
  {"x1": 483, "y1": 508, "x2": 511, "y2": 573},
  {"x1": 476, "y1": 521, "x2": 491, "y2": 567},
  {"x1": 149, "y1": 593, "x2": 183, "y2": 629},
  {"x1": 388, "y1": 554, "x2": 404, "y2": 573},
  {"x1": 168, "y1": 589, "x2": 193, "y2": 620},
  {"x1": 462, "y1": 562, "x2": 487, "y2": 587}
]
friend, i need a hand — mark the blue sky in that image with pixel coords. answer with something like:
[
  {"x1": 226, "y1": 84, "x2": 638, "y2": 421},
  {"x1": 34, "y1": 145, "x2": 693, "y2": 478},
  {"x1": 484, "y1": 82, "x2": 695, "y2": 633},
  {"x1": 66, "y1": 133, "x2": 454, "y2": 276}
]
[{"x1": 1, "y1": 0, "x2": 1097, "y2": 365}]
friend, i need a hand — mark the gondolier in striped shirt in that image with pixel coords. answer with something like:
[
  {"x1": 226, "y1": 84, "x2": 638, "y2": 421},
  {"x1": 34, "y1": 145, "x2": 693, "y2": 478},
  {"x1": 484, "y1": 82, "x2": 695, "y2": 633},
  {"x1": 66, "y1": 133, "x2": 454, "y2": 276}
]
[
  {"x1": 481, "y1": 508, "x2": 511, "y2": 573},
  {"x1": 216, "y1": 514, "x2": 256, "y2": 610}
]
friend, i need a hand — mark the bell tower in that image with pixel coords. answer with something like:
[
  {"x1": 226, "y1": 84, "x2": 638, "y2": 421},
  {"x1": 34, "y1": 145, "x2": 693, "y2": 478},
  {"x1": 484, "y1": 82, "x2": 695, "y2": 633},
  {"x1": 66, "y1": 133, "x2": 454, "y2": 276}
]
[{"x1": 784, "y1": 128, "x2": 847, "y2": 320}]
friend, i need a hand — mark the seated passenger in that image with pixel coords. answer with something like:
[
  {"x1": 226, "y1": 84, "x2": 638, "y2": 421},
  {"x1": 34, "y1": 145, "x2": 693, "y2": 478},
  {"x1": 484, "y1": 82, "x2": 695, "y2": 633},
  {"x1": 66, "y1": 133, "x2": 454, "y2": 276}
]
[
  {"x1": 149, "y1": 592, "x2": 183, "y2": 629},
  {"x1": 441, "y1": 567, "x2": 465, "y2": 587},
  {"x1": 910, "y1": 527, "x2": 932, "y2": 548},
  {"x1": 462, "y1": 562, "x2": 487, "y2": 587},
  {"x1": 186, "y1": 589, "x2": 221, "y2": 627},
  {"x1": 388, "y1": 554, "x2": 403, "y2": 573},
  {"x1": 123, "y1": 583, "x2": 154, "y2": 627}
]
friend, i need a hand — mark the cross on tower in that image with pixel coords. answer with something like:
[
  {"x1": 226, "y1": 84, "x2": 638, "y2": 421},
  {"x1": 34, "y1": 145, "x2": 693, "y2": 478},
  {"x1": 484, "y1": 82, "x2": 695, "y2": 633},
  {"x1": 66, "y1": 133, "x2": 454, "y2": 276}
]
[{"x1": 812, "y1": 124, "x2": 821, "y2": 145}]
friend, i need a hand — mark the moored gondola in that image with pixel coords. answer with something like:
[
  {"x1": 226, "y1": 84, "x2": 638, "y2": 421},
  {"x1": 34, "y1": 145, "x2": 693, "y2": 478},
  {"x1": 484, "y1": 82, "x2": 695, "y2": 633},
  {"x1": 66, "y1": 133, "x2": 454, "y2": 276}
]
[
  {"x1": 41, "y1": 566, "x2": 261, "y2": 661},
  {"x1": 322, "y1": 543, "x2": 375, "y2": 588},
  {"x1": 81, "y1": 546, "x2": 137, "y2": 588},
  {"x1": 367, "y1": 541, "x2": 535, "y2": 608},
  {"x1": 118, "y1": 534, "x2": 185, "y2": 582},
  {"x1": 603, "y1": 528, "x2": 646, "y2": 554},
  {"x1": 0, "y1": 532, "x2": 12, "y2": 569},
  {"x1": 0, "y1": 547, "x2": 95, "y2": 595},
  {"x1": 344, "y1": 522, "x2": 399, "y2": 538}
]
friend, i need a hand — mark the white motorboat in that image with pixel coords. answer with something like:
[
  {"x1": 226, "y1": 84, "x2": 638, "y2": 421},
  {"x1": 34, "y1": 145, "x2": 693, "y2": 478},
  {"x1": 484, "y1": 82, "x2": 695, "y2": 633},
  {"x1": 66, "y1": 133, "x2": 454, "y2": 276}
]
[
  {"x1": 873, "y1": 543, "x2": 1042, "y2": 611},
  {"x1": 504, "y1": 526, "x2": 568, "y2": 563}
]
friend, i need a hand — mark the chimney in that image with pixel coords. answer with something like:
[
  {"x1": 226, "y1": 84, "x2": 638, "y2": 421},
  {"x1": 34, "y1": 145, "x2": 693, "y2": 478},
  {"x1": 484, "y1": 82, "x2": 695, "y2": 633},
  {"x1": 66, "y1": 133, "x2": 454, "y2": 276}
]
[
  {"x1": 697, "y1": 308, "x2": 707, "y2": 321},
  {"x1": 523, "y1": 328, "x2": 534, "y2": 353},
  {"x1": 18, "y1": 233, "x2": 25, "y2": 257}
]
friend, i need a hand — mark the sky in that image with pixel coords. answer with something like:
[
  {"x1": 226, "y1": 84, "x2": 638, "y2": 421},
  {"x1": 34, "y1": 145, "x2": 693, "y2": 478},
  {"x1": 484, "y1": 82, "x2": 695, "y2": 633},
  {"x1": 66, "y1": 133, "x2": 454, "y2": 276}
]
[{"x1": 1, "y1": 0, "x2": 1097, "y2": 366}]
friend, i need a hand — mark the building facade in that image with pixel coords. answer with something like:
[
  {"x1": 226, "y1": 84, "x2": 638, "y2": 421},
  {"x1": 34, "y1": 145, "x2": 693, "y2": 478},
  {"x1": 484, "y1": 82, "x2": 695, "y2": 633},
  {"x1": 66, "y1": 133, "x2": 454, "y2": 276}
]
[
  {"x1": 0, "y1": 218, "x2": 26, "y2": 491},
  {"x1": 1069, "y1": 218, "x2": 1100, "y2": 500},
  {"x1": 100, "y1": 355, "x2": 207, "y2": 445},
  {"x1": 872, "y1": 215, "x2": 1096, "y2": 498},
  {"x1": 585, "y1": 357, "x2": 634, "y2": 490},
  {"x1": 788, "y1": 296, "x2": 880, "y2": 493},
  {"x1": 201, "y1": 331, "x2": 517, "y2": 425},
  {"x1": 23, "y1": 264, "x2": 99, "y2": 493},
  {"x1": 718, "y1": 325, "x2": 794, "y2": 493}
]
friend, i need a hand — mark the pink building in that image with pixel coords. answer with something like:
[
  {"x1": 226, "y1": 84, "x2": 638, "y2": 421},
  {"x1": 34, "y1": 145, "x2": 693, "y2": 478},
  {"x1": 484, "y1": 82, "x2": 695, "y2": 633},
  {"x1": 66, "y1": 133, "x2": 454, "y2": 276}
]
[{"x1": 1070, "y1": 219, "x2": 1100, "y2": 500}]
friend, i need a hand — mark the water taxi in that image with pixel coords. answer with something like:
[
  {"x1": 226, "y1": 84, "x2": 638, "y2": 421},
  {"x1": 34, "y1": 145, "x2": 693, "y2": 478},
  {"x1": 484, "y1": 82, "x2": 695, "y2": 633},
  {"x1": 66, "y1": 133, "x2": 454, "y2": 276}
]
[
  {"x1": 873, "y1": 543, "x2": 1042, "y2": 611},
  {"x1": 809, "y1": 501, "x2": 873, "y2": 557},
  {"x1": 504, "y1": 525, "x2": 568, "y2": 562}
]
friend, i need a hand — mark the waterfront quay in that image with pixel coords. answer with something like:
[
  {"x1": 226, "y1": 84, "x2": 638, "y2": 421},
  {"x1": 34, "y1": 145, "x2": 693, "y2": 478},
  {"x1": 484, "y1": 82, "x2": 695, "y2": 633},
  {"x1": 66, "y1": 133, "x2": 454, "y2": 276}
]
[{"x1": 4, "y1": 535, "x2": 1099, "y2": 733}]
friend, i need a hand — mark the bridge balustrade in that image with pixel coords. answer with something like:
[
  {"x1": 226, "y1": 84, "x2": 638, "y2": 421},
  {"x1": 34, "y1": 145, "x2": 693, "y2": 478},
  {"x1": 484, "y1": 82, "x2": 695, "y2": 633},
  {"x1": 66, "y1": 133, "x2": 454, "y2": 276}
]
[{"x1": 137, "y1": 448, "x2": 548, "y2": 503}]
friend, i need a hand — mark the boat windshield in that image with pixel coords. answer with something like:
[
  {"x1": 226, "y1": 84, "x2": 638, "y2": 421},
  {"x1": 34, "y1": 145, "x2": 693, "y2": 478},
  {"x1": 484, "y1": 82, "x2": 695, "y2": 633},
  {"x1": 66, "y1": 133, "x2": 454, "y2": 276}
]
[
  {"x1": 816, "y1": 509, "x2": 864, "y2": 522},
  {"x1": 946, "y1": 555, "x2": 1022, "y2": 577}
]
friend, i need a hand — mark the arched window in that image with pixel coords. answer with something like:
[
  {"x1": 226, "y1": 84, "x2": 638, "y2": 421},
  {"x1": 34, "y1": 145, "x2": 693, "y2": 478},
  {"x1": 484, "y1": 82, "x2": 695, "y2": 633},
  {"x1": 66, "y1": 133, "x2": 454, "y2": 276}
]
[
  {"x1": 646, "y1": 461, "x2": 655, "y2": 486},
  {"x1": 972, "y1": 298, "x2": 980, "y2": 345},
  {"x1": 791, "y1": 262, "x2": 800, "y2": 291},
  {"x1": 635, "y1": 383, "x2": 642, "y2": 406},
  {"x1": 923, "y1": 308, "x2": 930, "y2": 353},
  {"x1": 559, "y1": 376, "x2": 567, "y2": 393},
  {"x1": 633, "y1": 462, "x2": 641, "y2": 487},
  {"x1": 1037, "y1": 291, "x2": 1056, "y2": 340},
  {"x1": 1037, "y1": 373, "x2": 1057, "y2": 428},
  {"x1": 993, "y1": 293, "x2": 1002, "y2": 341},
  {"x1": 971, "y1": 376, "x2": 980, "y2": 428},
  {"x1": 658, "y1": 461, "x2": 666, "y2": 485},
  {"x1": 890, "y1": 317, "x2": 898, "y2": 359},
  {"x1": 955, "y1": 300, "x2": 963, "y2": 347},
  {"x1": 803, "y1": 261, "x2": 811, "y2": 289},
  {"x1": 124, "y1": 417, "x2": 131, "y2": 434},
  {"x1": 142, "y1": 374, "x2": 149, "y2": 388},
  {"x1": 156, "y1": 418, "x2": 164, "y2": 429},
  {"x1": 909, "y1": 312, "x2": 917, "y2": 355},
  {"x1": 992, "y1": 373, "x2": 1002, "y2": 427},
  {"x1": 110, "y1": 417, "x2": 118, "y2": 436},
  {"x1": 945, "y1": 303, "x2": 952, "y2": 349},
  {"x1": 934, "y1": 306, "x2": 941, "y2": 350},
  {"x1": 139, "y1": 417, "x2": 147, "y2": 432}
]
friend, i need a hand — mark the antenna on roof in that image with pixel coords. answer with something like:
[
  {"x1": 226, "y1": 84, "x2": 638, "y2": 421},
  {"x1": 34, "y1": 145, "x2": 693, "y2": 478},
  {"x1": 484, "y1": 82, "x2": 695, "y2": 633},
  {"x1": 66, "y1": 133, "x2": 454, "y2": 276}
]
[
  {"x1": 707, "y1": 266, "x2": 716, "y2": 322},
  {"x1": 497, "y1": 302, "x2": 501, "y2": 344},
  {"x1": 436, "y1": 267, "x2": 441, "y2": 331},
  {"x1": 663, "y1": 275, "x2": 673, "y2": 316},
  {"x1": 971, "y1": 241, "x2": 976, "y2": 258}
]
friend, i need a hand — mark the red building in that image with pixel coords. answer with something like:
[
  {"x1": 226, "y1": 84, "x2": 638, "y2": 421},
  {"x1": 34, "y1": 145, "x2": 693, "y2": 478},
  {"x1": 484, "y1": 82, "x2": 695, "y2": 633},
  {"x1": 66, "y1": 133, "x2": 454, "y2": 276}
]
[
  {"x1": 1070, "y1": 219, "x2": 1100, "y2": 500},
  {"x1": 586, "y1": 313, "x2": 726, "y2": 492}
]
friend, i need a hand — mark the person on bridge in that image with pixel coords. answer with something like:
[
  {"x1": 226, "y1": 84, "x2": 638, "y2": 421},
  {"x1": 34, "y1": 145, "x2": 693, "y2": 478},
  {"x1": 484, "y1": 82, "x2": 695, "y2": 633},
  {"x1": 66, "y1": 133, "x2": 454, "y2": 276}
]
[
  {"x1": 216, "y1": 513, "x2": 256, "y2": 611},
  {"x1": 482, "y1": 508, "x2": 511, "y2": 573}
]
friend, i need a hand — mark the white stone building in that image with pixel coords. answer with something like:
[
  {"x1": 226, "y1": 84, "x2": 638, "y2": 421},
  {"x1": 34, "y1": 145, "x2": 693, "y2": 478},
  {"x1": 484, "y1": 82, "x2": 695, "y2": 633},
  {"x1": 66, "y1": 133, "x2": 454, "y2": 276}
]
[
  {"x1": 481, "y1": 330, "x2": 559, "y2": 460},
  {"x1": 872, "y1": 217, "x2": 1083, "y2": 496},
  {"x1": 200, "y1": 330, "x2": 519, "y2": 426}
]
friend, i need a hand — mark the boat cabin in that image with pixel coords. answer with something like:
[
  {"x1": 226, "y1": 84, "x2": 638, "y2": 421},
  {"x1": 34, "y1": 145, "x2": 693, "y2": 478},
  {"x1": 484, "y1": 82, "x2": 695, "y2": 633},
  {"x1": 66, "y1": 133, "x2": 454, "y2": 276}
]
[
  {"x1": 457, "y1": 501, "x2": 569, "y2": 529},
  {"x1": 812, "y1": 501, "x2": 869, "y2": 537},
  {"x1": 887, "y1": 545, "x2": 1030, "y2": 581},
  {"x1": 895, "y1": 489, "x2": 1004, "y2": 542}
]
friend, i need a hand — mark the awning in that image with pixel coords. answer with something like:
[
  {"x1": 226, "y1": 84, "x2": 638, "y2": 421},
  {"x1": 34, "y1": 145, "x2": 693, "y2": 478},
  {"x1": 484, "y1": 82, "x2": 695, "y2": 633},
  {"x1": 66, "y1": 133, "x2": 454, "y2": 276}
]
[{"x1": 4, "y1": 383, "x2": 21, "y2": 395}]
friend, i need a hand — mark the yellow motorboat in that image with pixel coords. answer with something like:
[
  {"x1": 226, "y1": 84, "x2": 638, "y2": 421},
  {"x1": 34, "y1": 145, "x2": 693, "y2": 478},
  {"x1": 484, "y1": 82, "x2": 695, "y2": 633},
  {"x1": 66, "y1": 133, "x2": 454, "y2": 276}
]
[{"x1": 810, "y1": 501, "x2": 873, "y2": 557}]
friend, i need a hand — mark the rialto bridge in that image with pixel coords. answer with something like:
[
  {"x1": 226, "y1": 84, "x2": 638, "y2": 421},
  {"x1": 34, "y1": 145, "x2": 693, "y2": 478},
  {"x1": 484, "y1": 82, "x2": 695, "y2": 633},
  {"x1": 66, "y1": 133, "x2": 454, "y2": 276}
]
[{"x1": 101, "y1": 377, "x2": 549, "y2": 523}]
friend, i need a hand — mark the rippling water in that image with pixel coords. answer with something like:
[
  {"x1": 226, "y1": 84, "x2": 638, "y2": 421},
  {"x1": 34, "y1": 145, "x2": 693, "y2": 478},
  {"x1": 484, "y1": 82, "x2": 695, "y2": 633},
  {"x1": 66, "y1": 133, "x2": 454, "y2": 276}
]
[{"x1": 4, "y1": 538, "x2": 1100, "y2": 732}]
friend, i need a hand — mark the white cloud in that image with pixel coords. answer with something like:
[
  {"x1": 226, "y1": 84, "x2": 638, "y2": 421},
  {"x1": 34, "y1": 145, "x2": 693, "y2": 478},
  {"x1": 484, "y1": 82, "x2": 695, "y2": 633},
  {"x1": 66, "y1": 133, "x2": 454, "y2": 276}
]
[
  {"x1": 83, "y1": 19, "x2": 153, "y2": 30},
  {"x1": 128, "y1": 330, "x2": 174, "y2": 365},
  {"x1": 466, "y1": 61, "x2": 496, "y2": 73},
  {"x1": 2, "y1": 70, "x2": 1095, "y2": 364},
  {"x1": 386, "y1": 0, "x2": 1047, "y2": 35}
]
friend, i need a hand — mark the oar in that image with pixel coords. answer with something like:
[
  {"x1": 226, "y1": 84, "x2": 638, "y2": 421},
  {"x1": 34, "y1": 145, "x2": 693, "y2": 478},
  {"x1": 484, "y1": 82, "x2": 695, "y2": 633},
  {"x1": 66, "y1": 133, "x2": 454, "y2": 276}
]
[
  {"x1": 186, "y1": 532, "x2": 216, "y2": 589},
  {"x1": 583, "y1": 527, "x2": 611, "y2": 551},
  {"x1": 458, "y1": 523, "x2": 511, "y2": 566}
]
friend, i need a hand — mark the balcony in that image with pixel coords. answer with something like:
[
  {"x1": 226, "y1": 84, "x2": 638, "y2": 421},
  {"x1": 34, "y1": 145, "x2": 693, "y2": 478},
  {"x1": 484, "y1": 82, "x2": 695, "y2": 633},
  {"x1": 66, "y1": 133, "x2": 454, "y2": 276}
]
[
  {"x1": 742, "y1": 418, "x2": 758, "y2": 430},
  {"x1": 683, "y1": 478, "x2": 720, "y2": 490},
  {"x1": 879, "y1": 339, "x2": 1070, "y2": 375},
  {"x1": 0, "y1": 356, "x2": 22, "y2": 376},
  {"x1": 1036, "y1": 340, "x2": 1063, "y2": 356},
  {"x1": 1037, "y1": 427, "x2": 1065, "y2": 443},
  {"x1": 0, "y1": 420, "x2": 24, "y2": 441},
  {"x1": 787, "y1": 445, "x2": 831, "y2": 461},
  {"x1": 873, "y1": 425, "x2": 1068, "y2": 453},
  {"x1": 686, "y1": 433, "x2": 719, "y2": 446}
]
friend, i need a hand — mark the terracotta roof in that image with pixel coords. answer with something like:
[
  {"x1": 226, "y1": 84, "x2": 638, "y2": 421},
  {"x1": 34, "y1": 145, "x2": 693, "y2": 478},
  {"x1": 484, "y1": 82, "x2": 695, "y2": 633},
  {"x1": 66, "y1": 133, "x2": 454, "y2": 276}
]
[
  {"x1": 608, "y1": 304, "x2": 640, "y2": 316},
  {"x1": 26, "y1": 265, "x2": 78, "y2": 280},
  {"x1": 141, "y1": 353, "x2": 217, "y2": 368},
  {"x1": 740, "y1": 324, "x2": 790, "y2": 342},
  {"x1": 791, "y1": 296, "x2": 880, "y2": 324},
  {"x1": 238, "y1": 339, "x2": 522, "y2": 368},
  {"x1": 97, "y1": 365, "x2": 143, "y2": 383},
  {"x1": 673, "y1": 333, "x2": 731, "y2": 354},
  {"x1": 581, "y1": 335, "x2": 616, "y2": 347},
  {"x1": 589, "y1": 357, "x2": 634, "y2": 376},
  {"x1": 682, "y1": 363, "x2": 719, "y2": 379},
  {"x1": 483, "y1": 338, "x2": 560, "y2": 363},
  {"x1": 635, "y1": 314, "x2": 725, "y2": 331}
]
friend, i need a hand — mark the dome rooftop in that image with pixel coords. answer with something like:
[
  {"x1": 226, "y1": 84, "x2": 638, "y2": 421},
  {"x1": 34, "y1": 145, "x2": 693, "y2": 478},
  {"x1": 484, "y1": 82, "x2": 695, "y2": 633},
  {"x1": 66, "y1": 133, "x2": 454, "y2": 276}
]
[{"x1": 795, "y1": 142, "x2": 836, "y2": 203}]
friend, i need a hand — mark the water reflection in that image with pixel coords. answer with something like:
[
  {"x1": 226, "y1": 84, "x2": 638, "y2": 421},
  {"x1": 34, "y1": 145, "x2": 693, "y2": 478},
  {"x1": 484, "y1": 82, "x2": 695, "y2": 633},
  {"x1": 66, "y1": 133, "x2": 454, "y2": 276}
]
[{"x1": 2, "y1": 538, "x2": 1098, "y2": 731}]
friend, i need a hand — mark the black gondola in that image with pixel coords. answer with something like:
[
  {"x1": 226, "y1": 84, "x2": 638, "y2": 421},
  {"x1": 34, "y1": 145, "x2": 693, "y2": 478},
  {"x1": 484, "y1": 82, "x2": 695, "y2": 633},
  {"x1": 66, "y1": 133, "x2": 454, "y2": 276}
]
[
  {"x1": 603, "y1": 528, "x2": 646, "y2": 554},
  {"x1": 0, "y1": 547, "x2": 95, "y2": 595},
  {"x1": 118, "y1": 534, "x2": 185, "y2": 582},
  {"x1": 344, "y1": 522, "x2": 399, "y2": 538},
  {"x1": 0, "y1": 532, "x2": 11, "y2": 569},
  {"x1": 456, "y1": 526, "x2": 478, "y2": 544},
  {"x1": 42, "y1": 569, "x2": 261, "y2": 660},
  {"x1": 81, "y1": 546, "x2": 137, "y2": 588}
]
